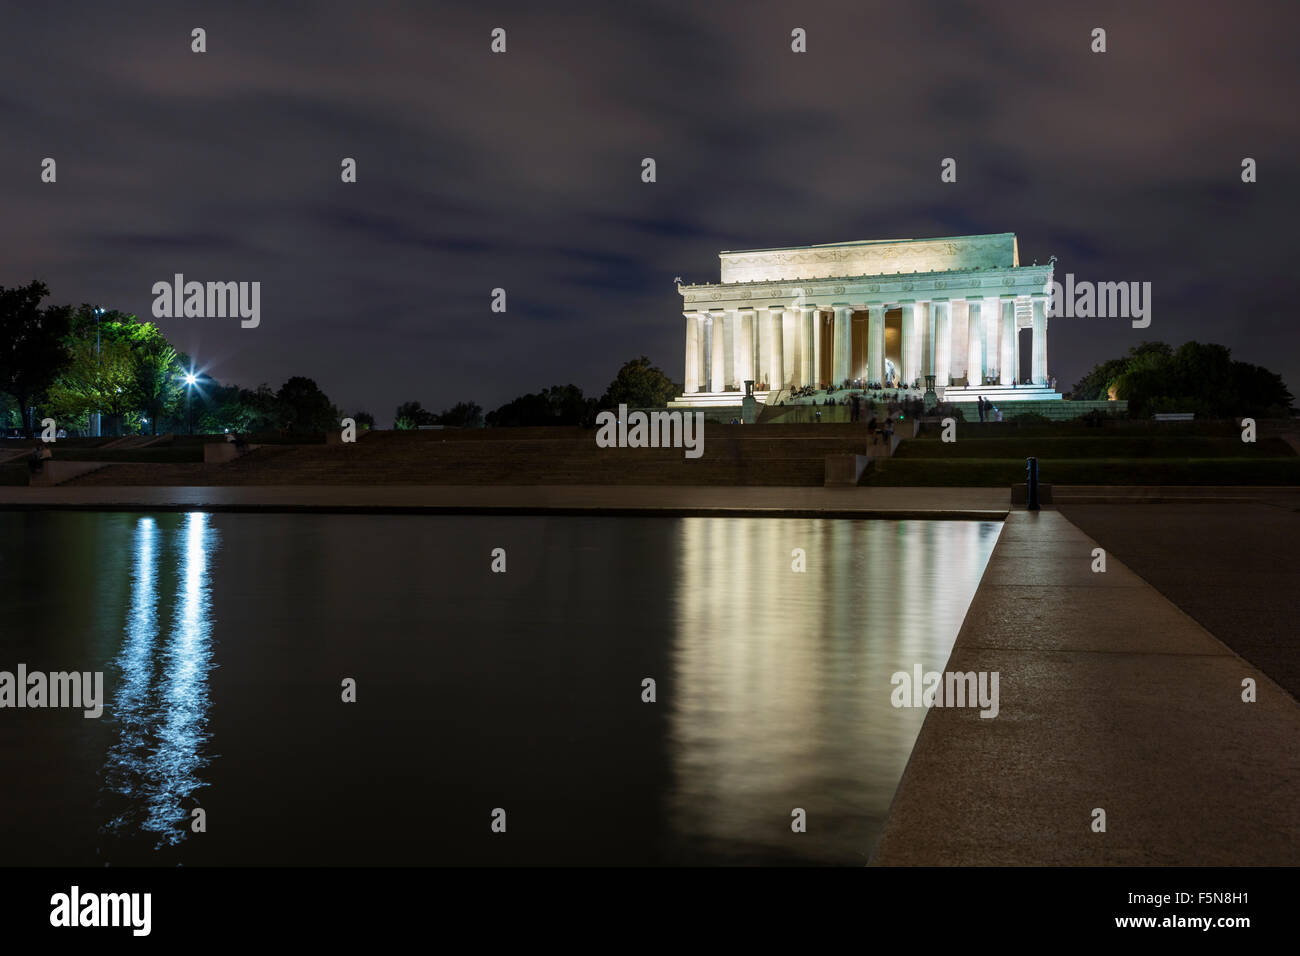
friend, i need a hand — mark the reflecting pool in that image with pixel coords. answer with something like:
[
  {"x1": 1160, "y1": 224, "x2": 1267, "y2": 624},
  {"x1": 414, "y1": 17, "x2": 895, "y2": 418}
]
[{"x1": 0, "y1": 512, "x2": 999, "y2": 865}]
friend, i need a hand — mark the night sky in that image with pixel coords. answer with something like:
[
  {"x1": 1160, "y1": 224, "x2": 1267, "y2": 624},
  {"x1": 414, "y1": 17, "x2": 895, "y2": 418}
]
[{"x1": 3, "y1": 1, "x2": 1297, "y2": 423}]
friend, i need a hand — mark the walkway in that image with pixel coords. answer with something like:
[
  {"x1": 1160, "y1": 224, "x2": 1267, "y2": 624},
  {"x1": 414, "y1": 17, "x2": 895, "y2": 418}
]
[
  {"x1": 0, "y1": 484, "x2": 1009, "y2": 519},
  {"x1": 871, "y1": 509, "x2": 1300, "y2": 865}
]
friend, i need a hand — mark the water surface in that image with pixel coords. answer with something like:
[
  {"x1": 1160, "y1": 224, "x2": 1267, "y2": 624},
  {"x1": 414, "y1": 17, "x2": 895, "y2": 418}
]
[{"x1": 0, "y1": 512, "x2": 999, "y2": 865}]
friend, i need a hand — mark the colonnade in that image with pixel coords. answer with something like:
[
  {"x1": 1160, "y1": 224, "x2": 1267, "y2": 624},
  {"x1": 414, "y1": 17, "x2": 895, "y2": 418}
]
[{"x1": 683, "y1": 293, "x2": 1049, "y2": 392}]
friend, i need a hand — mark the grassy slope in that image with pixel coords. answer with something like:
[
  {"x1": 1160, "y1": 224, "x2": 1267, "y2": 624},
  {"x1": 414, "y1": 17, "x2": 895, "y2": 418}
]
[{"x1": 867, "y1": 429, "x2": 1299, "y2": 485}]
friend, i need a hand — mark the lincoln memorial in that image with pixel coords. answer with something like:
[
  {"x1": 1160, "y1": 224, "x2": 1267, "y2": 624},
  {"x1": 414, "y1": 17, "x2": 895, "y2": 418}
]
[{"x1": 671, "y1": 233, "x2": 1059, "y2": 407}]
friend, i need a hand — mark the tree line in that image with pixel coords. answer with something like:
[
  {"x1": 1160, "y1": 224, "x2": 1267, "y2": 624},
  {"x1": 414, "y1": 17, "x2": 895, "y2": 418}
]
[
  {"x1": 0, "y1": 280, "x2": 342, "y2": 437},
  {"x1": 392, "y1": 356, "x2": 680, "y2": 429},
  {"x1": 2, "y1": 280, "x2": 684, "y2": 437},
  {"x1": 1070, "y1": 340, "x2": 1293, "y2": 418}
]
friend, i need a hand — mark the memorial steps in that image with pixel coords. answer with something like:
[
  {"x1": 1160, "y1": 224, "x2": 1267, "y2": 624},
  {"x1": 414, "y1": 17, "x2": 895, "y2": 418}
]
[
  {"x1": 674, "y1": 383, "x2": 1129, "y2": 424},
  {"x1": 671, "y1": 383, "x2": 1125, "y2": 424},
  {"x1": 667, "y1": 390, "x2": 773, "y2": 409},
  {"x1": 939, "y1": 384, "x2": 1061, "y2": 403},
  {"x1": 675, "y1": 384, "x2": 1061, "y2": 405}
]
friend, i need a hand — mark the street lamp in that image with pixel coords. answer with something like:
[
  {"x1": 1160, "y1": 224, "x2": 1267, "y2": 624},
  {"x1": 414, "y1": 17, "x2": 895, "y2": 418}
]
[
  {"x1": 183, "y1": 371, "x2": 198, "y2": 435},
  {"x1": 91, "y1": 307, "x2": 104, "y2": 437}
]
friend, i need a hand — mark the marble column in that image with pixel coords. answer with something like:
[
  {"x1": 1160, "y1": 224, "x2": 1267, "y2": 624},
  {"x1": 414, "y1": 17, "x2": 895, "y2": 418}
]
[
  {"x1": 768, "y1": 308, "x2": 784, "y2": 389},
  {"x1": 999, "y1": 296, "x2": 1016, "y2": 386},
  {"x1": 983, "y1": 299, "x2": 998, "y2": 385},
  {"x1": 814, "y1": 311, "x2": 826, "y2": 387},
  {"x1": 684, "y1": 312, "x2": 700, "y2": 393},
  {"x1": 711, "y1": 313, "x2": 726, "y2": 392},
  {"x1": 797, "y1": 308, "x2": 812, "y2": 386},
  {"x1": 739, "y1": 309, "x2": 755, "y2": 387},
  {"x1": 1013, "y1": 299, "x2": 1022, "y2": 384},
  {"x1": 832, "y1": 306, "x2": 851, "y2": 385},
  {"x1": 722, "y1": 311, "x2": 735, "y2": 390},
  {"x1": 933, "y1": 299, "x2": 951, "y2": 387},
  {"x1": 925, "y1": 301, "x2": 937, "y2": 380},
  {"x1": 900, "y1": 301, "x2": 919, "y2": 385},
  {"x1": 966, "y1": 298, "x2": 983, "y2": 387},
  {"x1": 780, "y1": 312, "x2": 790, "y2": 390},
  {"x1": 867, "y1": 304, "x2": 885, "y2": 385},
  {"x1": 791, "y1": 310, "x2": 802, "y2": 386},
  {"x1": 1031, "y1": 294, "x2": 1048, "y2": 385},
  {"x1": 702, "y1": 314, "x2": 713, "y2": 392}
]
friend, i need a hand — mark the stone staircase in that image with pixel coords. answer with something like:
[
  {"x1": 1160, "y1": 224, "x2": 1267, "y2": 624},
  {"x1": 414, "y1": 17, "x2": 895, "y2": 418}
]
[
  {"x1": 946, "y1": 398, "x2": 1127, "y2": 421},
  {"x1": 668, "y1": 389, "x2": 773, "y2": 409},
  {"x1": 940, "y1": 383, "x2": 1061, "y2": 403}
]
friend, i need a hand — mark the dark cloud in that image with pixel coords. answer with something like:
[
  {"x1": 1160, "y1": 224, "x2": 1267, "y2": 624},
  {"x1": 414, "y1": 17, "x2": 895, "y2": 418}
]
[{"x1": 2, "y1": 0, "x2": 1297, "y2": 421}]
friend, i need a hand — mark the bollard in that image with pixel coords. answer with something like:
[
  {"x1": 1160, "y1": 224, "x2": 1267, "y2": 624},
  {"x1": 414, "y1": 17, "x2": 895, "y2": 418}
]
[{"x1": 1026, "y1": 456, "x2": 1040, "y2": 511}]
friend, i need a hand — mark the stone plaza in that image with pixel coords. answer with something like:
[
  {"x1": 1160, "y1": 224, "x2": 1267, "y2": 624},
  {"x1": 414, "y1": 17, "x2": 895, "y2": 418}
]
[{"x1": 671, "y1": 233, "x2": 1061, "y2": 408}]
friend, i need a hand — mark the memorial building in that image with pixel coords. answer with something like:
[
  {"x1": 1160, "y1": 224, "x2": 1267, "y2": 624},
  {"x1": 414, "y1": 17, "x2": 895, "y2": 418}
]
[{"x1": 671, "y1": 233, "x2": 1060, "y2": 408}]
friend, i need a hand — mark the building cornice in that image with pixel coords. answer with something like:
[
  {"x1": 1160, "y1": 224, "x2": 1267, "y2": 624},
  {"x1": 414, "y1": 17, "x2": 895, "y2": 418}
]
[{"x1": 678, "y1": 266, "x2": 1053, "y2": 310}]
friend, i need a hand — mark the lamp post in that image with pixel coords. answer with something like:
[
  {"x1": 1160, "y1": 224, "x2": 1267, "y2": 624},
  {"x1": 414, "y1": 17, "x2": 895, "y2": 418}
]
[
  {"x1": 91, "y1": 307, "x2": 104, "y2": 437},
  {"x1": 184, "y1": 372, "x2": 197, "y2": 435}
]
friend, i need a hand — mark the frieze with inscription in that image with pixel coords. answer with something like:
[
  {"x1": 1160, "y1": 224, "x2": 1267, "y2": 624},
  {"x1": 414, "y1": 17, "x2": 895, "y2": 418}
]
[{"x1": 718, "y1": 234, "x2": 1017, "y2": 284}]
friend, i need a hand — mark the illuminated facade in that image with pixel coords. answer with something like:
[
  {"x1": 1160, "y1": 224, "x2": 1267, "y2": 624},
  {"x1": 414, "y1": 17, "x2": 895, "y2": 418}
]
[{"x1": 672, "y1": 233, "x2": 1059, "y2": 405}]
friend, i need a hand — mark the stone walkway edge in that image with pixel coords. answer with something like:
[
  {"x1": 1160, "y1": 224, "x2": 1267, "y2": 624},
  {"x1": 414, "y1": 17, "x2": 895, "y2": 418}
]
[
  {"x1": 870, "y1": 509, "x2": 1300, "y2": 866},
  {"x1": 0, "y1": 485, "x2": 1009, "y2": 518}
]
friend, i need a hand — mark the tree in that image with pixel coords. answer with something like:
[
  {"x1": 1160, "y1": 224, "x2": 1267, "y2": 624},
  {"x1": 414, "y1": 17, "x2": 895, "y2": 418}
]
[
  {"x1": 1077, "y1": 340, "x2": 1293, "y2": 418},
  {"x1": 67, "y1": 304, "x2": 135, "y2": 343},
  {"x1": 394, "y1": 400, "x2": 484, "y2": 429},
  {"x1": 600, "y1": 356, "x2": 680, "y2": 409},
  {"x1": 46, "y1": 337, "x2": 137, "y2": 434},
  {"x1": 1070, "y1": 357, "x2": 1130, "y2": 401},
  {"x1": 394, "y1": 400, "x2": 436, "y2": 430},
  {"x1": 486, "y1": 384, "x2": 596, "y2": 427},
  {"x1": 46, "y1": 309, "x2": 187, "y2": 435},
  {"x1": 1071, "y1": 342, "x2": 1171, "y2": 400},
  {"x1": 276, "y1": 376, "x2": 339, "y2": 433},
  {"x1": 433, "y1": 401, "x2": 483, "y2": 428},
  {"x1": 0, "y1": 392, "x2": 19, "y2": 430},
  {"x1": 352, "y1": 411, "x2": 375, "y2": 430},
  {"x1": 1232, "y1": 361, "x2": 1292, "y2": 417},
  {"x1": 131, "y1": 336, "x2": 183, "y2": 435},
  {"x1": 0, "y1": 281, "x2": 71, "y2": 436},
  {"x1": 196, "y1": 383, "x2": 282, "y2": 435}
]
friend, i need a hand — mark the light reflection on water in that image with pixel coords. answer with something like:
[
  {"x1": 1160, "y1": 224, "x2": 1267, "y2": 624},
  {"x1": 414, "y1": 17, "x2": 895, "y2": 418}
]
[
  {"x1": 1, "y1": 512, "x2": 999, "y2": 865},
  {"x1": 101, "y1": 513, "x2": 216, "y2": 849},
  {"x1": 669, "y1": 518, "x2": 1000, "y2": 864}
]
